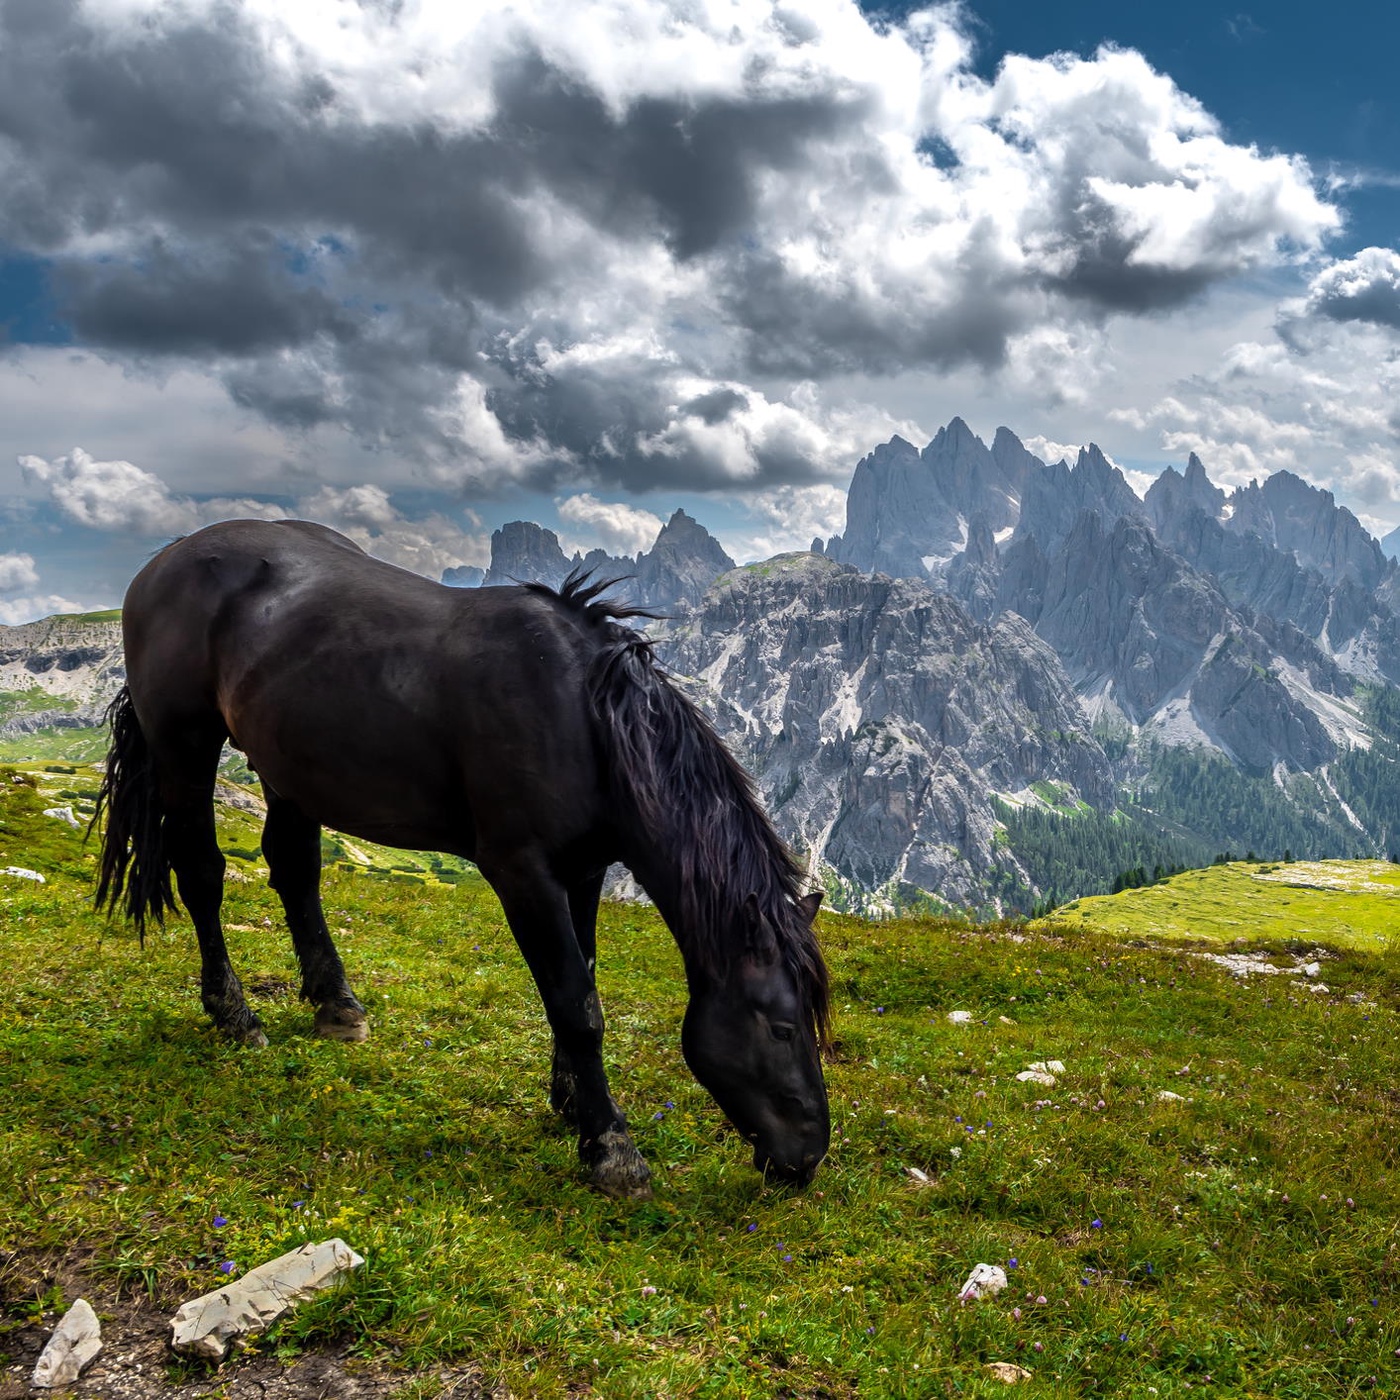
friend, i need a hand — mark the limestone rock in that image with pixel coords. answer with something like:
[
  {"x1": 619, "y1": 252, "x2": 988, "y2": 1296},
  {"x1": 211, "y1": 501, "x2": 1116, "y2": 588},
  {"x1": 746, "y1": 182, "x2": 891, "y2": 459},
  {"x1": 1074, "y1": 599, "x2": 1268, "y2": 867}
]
[
  {"x1": 31, "y1": 1297, "x2": 102, "y2": 1388},
  {"x1": 1016, "y1": 1070, "x2": 1056, "y2": 1087},
  {"x1": 985, "y1": 1361, "x2": 1033, "y2": 1384},
  {"x1": 947, "y1": 1010, "x2": 974, "y2": 1024},
  {"x1": 169, "y1": 1238, "x2": 364, "y2": 1361},
  {"x1": 3, "y1": 866, "x2": 44, "y2": 882},
  {"x1": 956, "y1": 1263, "x2": 1007, "y2": 1301},
  {"x1": 1028, "y1": 1060, "x2": 1065, "y2": 1074},
  {"x1": 42, "y1": 805, "x2": 79, "y2": 827}
]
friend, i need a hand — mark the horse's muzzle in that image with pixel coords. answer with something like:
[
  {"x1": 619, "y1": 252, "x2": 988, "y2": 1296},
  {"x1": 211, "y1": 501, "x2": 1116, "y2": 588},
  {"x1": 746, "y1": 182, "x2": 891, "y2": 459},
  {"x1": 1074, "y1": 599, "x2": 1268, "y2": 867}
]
[{"x1": 755, "y1": 1148, "x2": 821, "y2": 1188}]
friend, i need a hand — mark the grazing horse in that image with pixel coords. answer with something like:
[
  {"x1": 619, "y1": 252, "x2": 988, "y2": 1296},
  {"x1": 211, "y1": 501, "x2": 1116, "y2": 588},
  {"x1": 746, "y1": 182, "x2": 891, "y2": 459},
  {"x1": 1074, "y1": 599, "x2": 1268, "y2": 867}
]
[{"x1": 95, "y1": 519, "x2": 829, "y2": 1197}]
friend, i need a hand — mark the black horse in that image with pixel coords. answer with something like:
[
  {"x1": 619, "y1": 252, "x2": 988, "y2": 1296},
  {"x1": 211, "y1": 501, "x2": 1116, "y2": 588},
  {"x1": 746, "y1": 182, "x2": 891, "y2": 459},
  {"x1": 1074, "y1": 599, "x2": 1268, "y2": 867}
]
[{"x1": 95, "y1": 519, "x2": 829, "y2": 1197}]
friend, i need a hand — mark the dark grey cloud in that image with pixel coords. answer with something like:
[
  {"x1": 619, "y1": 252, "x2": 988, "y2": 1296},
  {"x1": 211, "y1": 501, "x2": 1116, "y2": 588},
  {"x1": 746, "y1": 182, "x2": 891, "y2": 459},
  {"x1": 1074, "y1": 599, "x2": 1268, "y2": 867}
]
[
  {"x1": 1304, "y1": 248, "x2": 1400, "y2": 330},
  {"x1": 0, "y1": 1, "x2": 1340, "y2": 493}
]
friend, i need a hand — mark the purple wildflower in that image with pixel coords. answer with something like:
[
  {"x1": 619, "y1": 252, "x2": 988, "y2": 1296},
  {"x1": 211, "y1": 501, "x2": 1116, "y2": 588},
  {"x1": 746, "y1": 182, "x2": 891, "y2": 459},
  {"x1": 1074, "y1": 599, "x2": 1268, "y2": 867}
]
[
  {"x1": 1091, "y1": 1218, "x2": 1103, "y2": 1229},
  {"x1": 212, "y1": 1215, "x2": 227, "y2": 1228},
  {"x1": 217, "y1": 1261, "x2": 236, "y2": 1275}
]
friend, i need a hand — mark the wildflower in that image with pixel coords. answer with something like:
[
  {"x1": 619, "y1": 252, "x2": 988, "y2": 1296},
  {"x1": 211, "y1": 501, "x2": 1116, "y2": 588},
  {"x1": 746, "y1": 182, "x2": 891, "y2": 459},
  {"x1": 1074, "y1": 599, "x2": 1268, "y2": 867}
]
[
  {"x1": 1347, "y1": 1197, "x2": 1355, "y2": 1208},
  {"x1": 212, "y1": 1216, "x2": 227, "y2": 1228},
  {"x1": 1095, "y1": 1100, "x2": 1106, "y2": 1111},
  {"x1": 664, "y1": 1101, "x2": 674, "y2": 1110},
  {"x1": 1007, "y1": 1258, "x2": 1019, "y2": 1268},
  {"x1": 641, "y1": 1286, "x2": 657, "y2": 1298},
  {"x1": 865, "y1": 1326, "x2": 875, "y2": 1335},
  {"x1": 1091, "y1": 1218, "x2": 1103, "y2": 1229},
  {"x1": 292, "y1": 1200, "x2": 304, "y2": 1209},
  {"x1": 1035, "y1": 1296, "x2": 1048, "y2": 1306},
  {"x1": 954, "y1": 1115, "x2": 963, "y2": 1123},
  {"x1": 782, "y1": 1254, "x2": 792, "y2": 1262},
  {"x1": 1119, "y1": 1333, "x2": 1127, "y2": 1342},
  {"x1": 653, "y1": 1111, "x2": 664, "y2": 1120},
  {"x1": 746, "y1": 1223, "x2": 757, "y2": 1233},
  {"x1": 875, "y1": 1007, "x2": 885, "y2": 1014},
  {"x1": 1011, "y1": 1307, "x2": 1022, "y2": 1320},
  {"x1": 217, "y1": 1261, "x2": 236, "y2": 1275},
  {"x1": 1034, "y1": 1341, "x2": 1043, "y2": 1353}
]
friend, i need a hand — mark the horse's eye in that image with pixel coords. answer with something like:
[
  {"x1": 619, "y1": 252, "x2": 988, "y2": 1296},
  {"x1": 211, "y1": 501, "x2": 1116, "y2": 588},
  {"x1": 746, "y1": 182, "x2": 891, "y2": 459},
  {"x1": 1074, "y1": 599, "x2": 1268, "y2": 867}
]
[{"x1": 770, "y1": 1023, "x2": 795, "y2": 1042}]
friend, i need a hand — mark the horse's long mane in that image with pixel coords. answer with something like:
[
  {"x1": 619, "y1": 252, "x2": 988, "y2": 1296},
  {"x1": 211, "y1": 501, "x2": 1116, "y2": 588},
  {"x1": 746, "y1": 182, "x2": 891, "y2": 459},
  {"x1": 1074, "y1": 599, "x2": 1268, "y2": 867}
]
[{"x1": 533, "y1": 572, "x2": 830, "y2": 1042}]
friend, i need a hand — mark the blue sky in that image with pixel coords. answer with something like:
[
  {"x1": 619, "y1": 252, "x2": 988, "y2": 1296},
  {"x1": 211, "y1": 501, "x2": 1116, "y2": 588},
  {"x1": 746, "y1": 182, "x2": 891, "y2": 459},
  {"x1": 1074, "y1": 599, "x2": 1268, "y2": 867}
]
[{"x1": 1, "y1": 0, "x2": 1398, "y2": 618}]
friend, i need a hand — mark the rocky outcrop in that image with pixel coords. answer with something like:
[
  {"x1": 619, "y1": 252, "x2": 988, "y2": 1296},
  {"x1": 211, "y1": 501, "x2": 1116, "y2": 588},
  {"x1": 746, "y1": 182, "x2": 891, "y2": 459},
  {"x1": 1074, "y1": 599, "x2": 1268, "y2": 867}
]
[
  {"x1": 0, "y1": 611, "x2": 125, "y2": 733},
  {"x1": 441, "y1": 564, "x2": 485, "y2": 588},
  {"x1": 659, "y1": 554, "x2": 1112, "y2": 908},
  {"x1": 1013, "y1": 444, "x2": 1145, "y2": 554},
  {"x1": 827, "y1": 418, "x2": 1029, "y2": 579},
  {"x1": 482, "y1": 521, "x2": 574, "y2": 588},
  {"x1": 633, "y1": 509, "x2": 736, "y2": 612},
  {"x1": 473, "y1": 509, "x2": 733, "y2": 611}
]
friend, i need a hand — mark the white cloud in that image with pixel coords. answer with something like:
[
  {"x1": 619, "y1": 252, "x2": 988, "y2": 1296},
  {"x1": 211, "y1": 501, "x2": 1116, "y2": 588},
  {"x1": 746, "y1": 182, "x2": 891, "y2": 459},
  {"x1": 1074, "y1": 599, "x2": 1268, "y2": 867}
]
[
  {"x1": 1301, "y1": 246, "x2": 1400, "y2": 330},
  {"x1": 0, "y1": 1, "x2": 1342, "y2": 498},
  {"x1": 555, "y1": 494, "x2": 664, "y2": 556},
  {"x1": 0, "y1": 553, "x2": 40, "y2": 593},
  {"x1": 0, "y1": 594, "x2": 88, "y2": 626},
  {"x1": 19, "y1": 448, "x2": 289, "y2": 535},
  {"x1": 723, "y1": 482, "x2": 850, "y2": 562}
]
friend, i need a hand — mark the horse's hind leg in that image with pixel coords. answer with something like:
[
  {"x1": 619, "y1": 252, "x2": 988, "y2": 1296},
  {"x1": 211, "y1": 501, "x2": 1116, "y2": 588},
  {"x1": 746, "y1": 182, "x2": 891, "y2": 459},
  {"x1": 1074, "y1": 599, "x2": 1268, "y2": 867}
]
[
  {"x1": 482, "y1": 852, "x2": 651, "y2": 1200},
  {"x1": 154, "y1": 726, "x2": 267, "y2": 1046},
  {"x1": 551, "y1": 868, "x2": 605, "y2": 1128},
  {"x1": 261, "y1": 791, "x2": 368, "y2": 1042}
]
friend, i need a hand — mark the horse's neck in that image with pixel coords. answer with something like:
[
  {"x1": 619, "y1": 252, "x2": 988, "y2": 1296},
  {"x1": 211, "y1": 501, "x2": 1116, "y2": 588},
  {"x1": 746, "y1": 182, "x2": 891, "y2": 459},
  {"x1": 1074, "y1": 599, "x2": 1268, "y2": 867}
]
[{"x1": 623, "y1": 847, "x2": 706, "y2": 966}]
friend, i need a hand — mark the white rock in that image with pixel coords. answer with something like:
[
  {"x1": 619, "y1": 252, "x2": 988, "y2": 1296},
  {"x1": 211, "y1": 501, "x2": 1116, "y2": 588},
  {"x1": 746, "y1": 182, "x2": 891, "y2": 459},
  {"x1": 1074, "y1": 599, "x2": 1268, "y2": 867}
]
[
  {"x1": 31, "y1": 1298, "x2": 102, "y2": 1388},
  {"x1": 985, "y1": 1361, "x2": 1033, "y2": 1384},
  {"x1": 169, "y1": 1239, "x2": 364, "y2": 1360},
  {"x1": 1028, "y1": 1060, "x2": 1065, "y2": 1074},
  {"x1": 42, "y1": 806, "x2": 80, "y2": 828},
  {"x1": 956, "y1": 1263, "x2": 1007, "y2": 1301},
  {"x1": 1016, "y1": 1070, "x2": 1056, "y2": 1086},
  {"x1": 947, "y1": 1010, "x2": 974, "y2": 1024},
  {"x1": 905, "y1": 1166, "x2": 930, "y2": 1184},
  {"x1": 3, "y1": 866, "x2": 44, "y2": 883},
  {"x1": 1156, "y1": 1090, "x2": 1185, "y2": 1102},
  {"x1": 1301, "y1": 962, "x2": 1321, "y2": 978}
]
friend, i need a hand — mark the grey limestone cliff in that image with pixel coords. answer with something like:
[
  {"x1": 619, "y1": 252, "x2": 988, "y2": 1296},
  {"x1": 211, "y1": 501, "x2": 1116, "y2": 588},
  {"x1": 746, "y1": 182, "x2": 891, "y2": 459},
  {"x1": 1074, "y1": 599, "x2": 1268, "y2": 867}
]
[{"x1": 658, "y1": 553, "x2": 1112, "y2": 909}]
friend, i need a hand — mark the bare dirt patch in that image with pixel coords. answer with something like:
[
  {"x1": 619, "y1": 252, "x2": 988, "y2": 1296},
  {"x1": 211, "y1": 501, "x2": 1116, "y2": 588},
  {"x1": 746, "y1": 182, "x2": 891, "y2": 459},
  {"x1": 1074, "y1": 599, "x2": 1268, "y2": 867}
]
[{"x1": 0, "y1": 1251, "x2": 494, "y2": 1400}]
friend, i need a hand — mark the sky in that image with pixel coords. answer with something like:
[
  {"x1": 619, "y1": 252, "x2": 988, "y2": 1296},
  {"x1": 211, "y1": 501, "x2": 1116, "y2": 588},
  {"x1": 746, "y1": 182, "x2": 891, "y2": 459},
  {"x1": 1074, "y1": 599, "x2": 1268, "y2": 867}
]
[{"x1": 2, "y1": 0, "x2": 1399, "y2": 621}]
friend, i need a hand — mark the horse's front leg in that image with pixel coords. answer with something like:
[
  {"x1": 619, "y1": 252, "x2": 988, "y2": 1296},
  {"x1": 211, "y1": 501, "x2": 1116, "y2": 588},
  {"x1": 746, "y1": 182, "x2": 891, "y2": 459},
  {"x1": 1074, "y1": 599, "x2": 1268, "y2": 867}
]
[{"x1": 483, "y1": 854, "x2": 651, "y2": 1201}]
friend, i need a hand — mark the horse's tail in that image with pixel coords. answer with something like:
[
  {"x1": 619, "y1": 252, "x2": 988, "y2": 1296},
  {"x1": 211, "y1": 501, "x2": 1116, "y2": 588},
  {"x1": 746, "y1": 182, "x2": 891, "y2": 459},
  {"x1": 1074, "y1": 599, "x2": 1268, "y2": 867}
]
[{"x1": 92, "y1": 686, "x2": 177, "y2": 937}]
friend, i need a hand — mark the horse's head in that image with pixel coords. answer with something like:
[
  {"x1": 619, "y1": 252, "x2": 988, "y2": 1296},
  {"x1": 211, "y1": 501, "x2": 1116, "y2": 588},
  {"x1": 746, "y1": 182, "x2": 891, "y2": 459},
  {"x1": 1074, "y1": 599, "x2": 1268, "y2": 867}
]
[{"x1": 681, "y1": 891, "x2": 830, "y2": 1185}]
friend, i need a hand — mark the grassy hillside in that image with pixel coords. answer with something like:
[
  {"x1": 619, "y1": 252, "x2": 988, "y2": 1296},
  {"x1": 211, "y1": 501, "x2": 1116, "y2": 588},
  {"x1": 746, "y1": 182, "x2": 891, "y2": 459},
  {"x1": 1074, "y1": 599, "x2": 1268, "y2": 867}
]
[
  {"x1": 4, "y1": 770, "x2": 1400, "y2": 1396},
  {"x1": 1045, "y1": 860, "x2": 1400, "y2": 952}
]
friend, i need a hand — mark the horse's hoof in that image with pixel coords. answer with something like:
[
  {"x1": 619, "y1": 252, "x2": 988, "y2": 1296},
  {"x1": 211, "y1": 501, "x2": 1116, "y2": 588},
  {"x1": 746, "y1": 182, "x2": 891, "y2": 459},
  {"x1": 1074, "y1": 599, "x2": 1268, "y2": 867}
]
[
  {"x1": 239, "y1": 1025, "x2": 270, "y2": 1048},
  {"x1": 588, "y1": 1130, "x2": 653, "y2": 1200},
  {"x1": 314, "y1": 1006, "x2": 369, "y2": 1042}
]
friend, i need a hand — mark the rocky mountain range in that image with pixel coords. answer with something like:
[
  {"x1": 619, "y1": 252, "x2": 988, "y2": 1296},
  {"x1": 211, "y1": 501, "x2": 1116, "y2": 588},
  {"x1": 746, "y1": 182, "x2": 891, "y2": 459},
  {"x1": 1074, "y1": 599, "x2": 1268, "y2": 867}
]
[
  {"x1": 445, "y1": 508, "x2": 735, "y2": 614},
  {"x1": 4, "y1": 418, "x2": 1398, "y2": 911}
]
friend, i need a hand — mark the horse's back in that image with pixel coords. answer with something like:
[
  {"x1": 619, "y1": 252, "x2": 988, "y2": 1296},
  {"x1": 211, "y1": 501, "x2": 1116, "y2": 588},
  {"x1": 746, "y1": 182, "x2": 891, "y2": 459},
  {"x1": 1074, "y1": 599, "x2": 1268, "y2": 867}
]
[{"x1": 121, "y1": 520, "x2": 611, "y2": 856}]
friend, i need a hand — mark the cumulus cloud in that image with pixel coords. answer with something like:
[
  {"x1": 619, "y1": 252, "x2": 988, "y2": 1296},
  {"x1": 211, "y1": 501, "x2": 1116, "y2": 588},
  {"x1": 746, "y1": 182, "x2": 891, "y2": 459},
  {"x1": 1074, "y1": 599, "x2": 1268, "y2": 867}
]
[
  {"x1": 0, "y1": 552, "x2": 41, "y2": 593},
  {"x1": 0, "y1": 594, "x2": 88, "y2": 627},
  {"x1": 722, "y1": 482, "x2": 849, "y2": 561},
  {"x1": 19, "y1": 448, "x2": 287, "y2": 535},
  {"x1": 1115, "y1": 316, "x2": 1400, "y2": 515},
  {"x1": 1301, "y1": 247, "x2": 1400, "y2": 331},
  {"x1": 20, "y1": 447, "x2": 487, "y2": 578},
  {"x1": 0, "y1": 0, "x2": 1340, "y2": 496},
  {"x1": 556, "y1": 494, "x2": 664, "y2": 556}
]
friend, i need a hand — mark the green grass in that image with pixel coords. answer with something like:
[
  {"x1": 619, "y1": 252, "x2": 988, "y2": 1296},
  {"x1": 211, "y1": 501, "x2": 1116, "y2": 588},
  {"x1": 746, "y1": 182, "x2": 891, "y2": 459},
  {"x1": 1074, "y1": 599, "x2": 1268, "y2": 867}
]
[
  {"x1": 0, "y1": 724, "x2": 111, "y2": 765},
  {"x1": 1044, "y1": 861, "x2": 1400, "y2": 952},
  {"x1": 4, "y1": 771, "x2": 1400, "y2": 1396}
]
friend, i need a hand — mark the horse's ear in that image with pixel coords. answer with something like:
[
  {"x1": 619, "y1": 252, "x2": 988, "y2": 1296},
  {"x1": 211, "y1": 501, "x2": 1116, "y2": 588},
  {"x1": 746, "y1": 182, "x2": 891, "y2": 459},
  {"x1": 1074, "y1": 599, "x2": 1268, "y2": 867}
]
[
  {"x1": 796, "y1": 891, "x2": 823, "y2": 923},
  {"x1": 742, "y1": 892, "x2": 778, "y2": 960}
]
